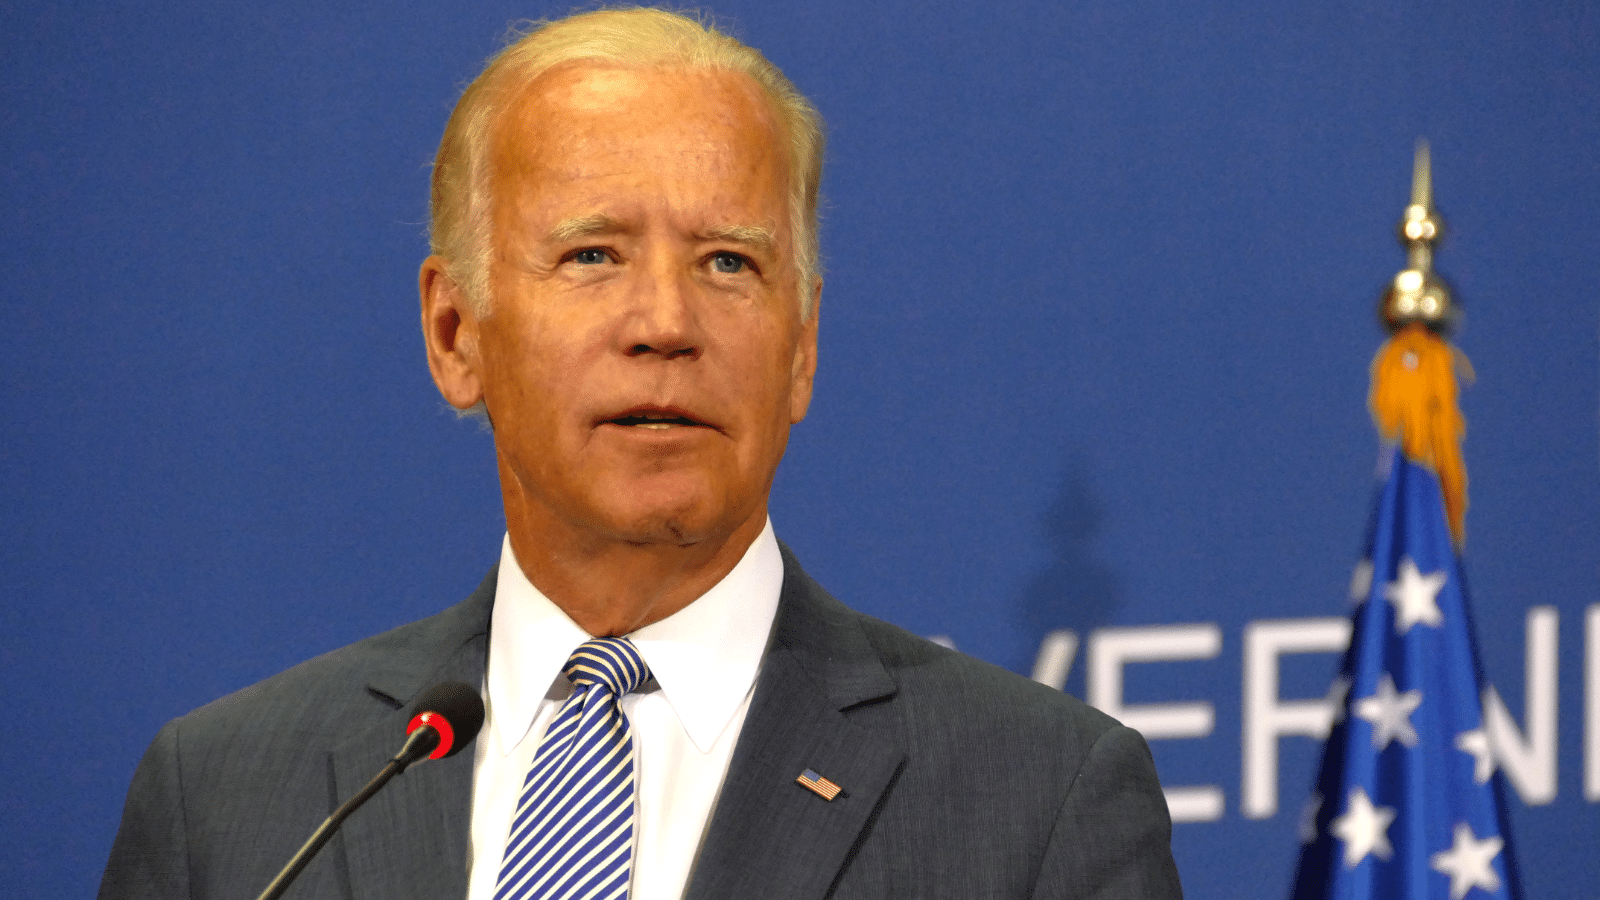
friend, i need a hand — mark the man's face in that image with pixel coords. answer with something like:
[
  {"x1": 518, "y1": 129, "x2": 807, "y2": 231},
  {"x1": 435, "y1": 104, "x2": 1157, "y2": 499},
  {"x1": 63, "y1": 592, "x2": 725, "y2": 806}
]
[{"x1": 457, "y1": 63, "x2": 817, "y2": 552}]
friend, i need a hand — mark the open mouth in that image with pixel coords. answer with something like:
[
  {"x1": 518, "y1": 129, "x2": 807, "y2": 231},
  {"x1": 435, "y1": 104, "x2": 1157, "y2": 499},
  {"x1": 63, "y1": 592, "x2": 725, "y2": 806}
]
[{"x1": 603, "y1": 408, "x2": 712, "y2": 430}]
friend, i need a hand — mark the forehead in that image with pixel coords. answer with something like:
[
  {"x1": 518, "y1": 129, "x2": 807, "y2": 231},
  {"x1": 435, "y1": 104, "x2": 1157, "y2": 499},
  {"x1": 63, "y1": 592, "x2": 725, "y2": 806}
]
[{"x1": 488, "y1": 62, "x2": 789, "y2": 202}]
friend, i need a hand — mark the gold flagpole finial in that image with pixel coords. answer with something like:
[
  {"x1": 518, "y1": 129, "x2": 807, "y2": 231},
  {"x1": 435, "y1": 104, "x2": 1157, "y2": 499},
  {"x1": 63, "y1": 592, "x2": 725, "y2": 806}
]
[
  {"x1": 1369, "y1": 139, "x2": 1472, "y2": 546},
  {"x1": 1380, "y1": 140, "x2": 1457, "y2": 334},
  {"x1": 1410, "y1": 138, "x2": 1432, "y2": 209}
]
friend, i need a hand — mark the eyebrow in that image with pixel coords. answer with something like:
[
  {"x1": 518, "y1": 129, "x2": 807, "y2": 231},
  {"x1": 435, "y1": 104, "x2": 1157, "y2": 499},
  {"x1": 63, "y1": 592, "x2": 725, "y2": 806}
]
[
  {"x1": 545, "y1": 214, "x2": 626, "y2": 244},
  {"x1": 543, "y1": 216, "x2": 778, "y2": 256},
  {"x1": 697, "y1": 223, "x2": 778, "y2": 255}
]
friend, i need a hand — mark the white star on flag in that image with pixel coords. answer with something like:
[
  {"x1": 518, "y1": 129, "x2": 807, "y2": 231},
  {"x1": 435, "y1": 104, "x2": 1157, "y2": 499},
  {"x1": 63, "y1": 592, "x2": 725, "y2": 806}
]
[
  {"x1": 1355, "y1": 673, "x2": 1422, "y2": 749},
  {"x1": 1430, "y1": 822, "x2": 1504, "y2": 900},
  {"x1": 1350, "y1": 559, "x2": 1374, "y2": 604},
  {"x1": 1330, "y1": 785, "x2": 1396, "y2": 868},
  {"x1": 1384, "y1": 556, "x2": 1446, "y2": 633},
  {"x1": 1455, "y1": 728, "x2": 1496, "y2": 784}
]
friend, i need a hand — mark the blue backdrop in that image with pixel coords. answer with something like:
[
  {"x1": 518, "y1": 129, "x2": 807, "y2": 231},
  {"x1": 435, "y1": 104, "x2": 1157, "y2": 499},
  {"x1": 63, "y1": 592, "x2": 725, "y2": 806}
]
[{"x1": 4, "y1": 1, "x2": 1597, "y2": 897}]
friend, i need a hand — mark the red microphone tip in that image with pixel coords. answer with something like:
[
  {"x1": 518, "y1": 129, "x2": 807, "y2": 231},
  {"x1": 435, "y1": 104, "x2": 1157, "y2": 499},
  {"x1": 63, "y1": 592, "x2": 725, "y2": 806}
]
[{"x1": 406, "y1": 711, "x2": 456, "y2": 760}]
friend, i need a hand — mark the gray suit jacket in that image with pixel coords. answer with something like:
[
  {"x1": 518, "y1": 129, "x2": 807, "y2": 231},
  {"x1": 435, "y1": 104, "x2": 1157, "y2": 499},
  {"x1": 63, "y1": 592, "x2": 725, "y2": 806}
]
[{"x1": 100, "y1": 548, "x2": 1181, "y2": 899}]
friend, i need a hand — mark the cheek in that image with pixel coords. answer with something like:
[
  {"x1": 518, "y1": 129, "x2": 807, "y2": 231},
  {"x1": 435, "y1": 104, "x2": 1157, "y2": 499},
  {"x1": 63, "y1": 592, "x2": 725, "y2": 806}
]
[
  {"x1": 478, "y1": 328, "x2": 563, "y2": 419},
  {"x1": 740, "y1": 335, "x2": 806, "y2": 432}
]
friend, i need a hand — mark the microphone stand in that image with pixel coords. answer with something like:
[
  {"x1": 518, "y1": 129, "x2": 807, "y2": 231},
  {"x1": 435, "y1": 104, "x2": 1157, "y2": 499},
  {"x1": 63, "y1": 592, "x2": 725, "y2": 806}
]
[{"x1": 253, "y1": 727, "x2": 440, "y2": 900}]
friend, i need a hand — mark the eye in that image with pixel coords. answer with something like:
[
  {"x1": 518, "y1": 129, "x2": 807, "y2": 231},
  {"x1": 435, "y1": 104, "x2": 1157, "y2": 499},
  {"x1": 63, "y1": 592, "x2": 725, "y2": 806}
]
[
  {"x1": 710, "y1": 252, "x2": 748, "y2": 274},
  {"x1": 571, "y1": 248, "x2": 612, "y2": 265}
]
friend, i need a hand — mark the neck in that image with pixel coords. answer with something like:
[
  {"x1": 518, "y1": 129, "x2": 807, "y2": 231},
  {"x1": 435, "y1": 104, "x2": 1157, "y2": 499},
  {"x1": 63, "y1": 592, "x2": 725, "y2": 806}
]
[{"x1": 501, "y1": 496, "x2": 768, "y2": 638}]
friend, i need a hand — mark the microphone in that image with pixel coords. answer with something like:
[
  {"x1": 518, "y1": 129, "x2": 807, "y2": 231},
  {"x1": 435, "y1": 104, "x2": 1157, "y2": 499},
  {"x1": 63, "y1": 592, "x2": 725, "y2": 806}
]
[
  {"x1": 397, "y1": 680, "x2": 486, "y2": 766},
  {"x1": 254, "y1": 682, "x2": 485, "y2": 900}
]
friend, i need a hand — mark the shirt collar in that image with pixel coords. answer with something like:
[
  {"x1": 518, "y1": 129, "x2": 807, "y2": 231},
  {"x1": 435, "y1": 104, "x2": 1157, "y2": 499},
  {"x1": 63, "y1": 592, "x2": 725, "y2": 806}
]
[{"x1": 486, "y1": 519, "x2": 783, "y2": 757}]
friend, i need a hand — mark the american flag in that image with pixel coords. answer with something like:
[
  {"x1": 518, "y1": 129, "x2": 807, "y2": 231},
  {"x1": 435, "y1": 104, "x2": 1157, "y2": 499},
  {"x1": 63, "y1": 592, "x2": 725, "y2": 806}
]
[
  {"x1": 1290, "y1": 448, "x2": 1521, "y2": 900},
  {"x1": 797, "y1": 768, "x2": 842, "y2": 801}
]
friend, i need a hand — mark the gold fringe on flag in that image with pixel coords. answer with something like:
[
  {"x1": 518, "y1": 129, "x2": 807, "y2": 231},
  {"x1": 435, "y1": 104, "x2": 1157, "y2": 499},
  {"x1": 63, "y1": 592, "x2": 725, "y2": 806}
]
[{"x1": 1369, "y1": 323, "x2": 1473, "y2": 546}]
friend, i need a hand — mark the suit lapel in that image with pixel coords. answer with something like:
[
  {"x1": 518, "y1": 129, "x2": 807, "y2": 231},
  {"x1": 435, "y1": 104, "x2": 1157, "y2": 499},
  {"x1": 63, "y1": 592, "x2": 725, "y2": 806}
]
[
  {"x1": 686, "y1": 549, "x2": 905, "y2": 900},
  {"x1": 332, "y1": 710, "x2": 476, "y2": 900},
  {"x1": 331, "y1": 570, "x2": 495, "y2": 900}
]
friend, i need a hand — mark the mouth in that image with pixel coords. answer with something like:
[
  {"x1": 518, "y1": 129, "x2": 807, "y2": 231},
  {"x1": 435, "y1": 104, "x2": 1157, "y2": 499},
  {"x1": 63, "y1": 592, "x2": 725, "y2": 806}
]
[{"x1": 600, "y1": 406, "x2": 717, "y2": 432}]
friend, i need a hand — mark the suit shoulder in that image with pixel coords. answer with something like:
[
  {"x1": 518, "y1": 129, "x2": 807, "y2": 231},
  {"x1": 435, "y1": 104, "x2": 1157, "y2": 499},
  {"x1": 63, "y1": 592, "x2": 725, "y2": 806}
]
[
  {"x1": 173, "y1": 574, "x2": 492, "y2": 745},
  {"x1": 815, "y1": 603, "x2": 1170, "y2": 880},
  {"x1": 850, "y1": 609, "x2": 1120, "y2": 743},
  {"x1": 774, "y1": 548, "x2": 1119, "y2": 748}
]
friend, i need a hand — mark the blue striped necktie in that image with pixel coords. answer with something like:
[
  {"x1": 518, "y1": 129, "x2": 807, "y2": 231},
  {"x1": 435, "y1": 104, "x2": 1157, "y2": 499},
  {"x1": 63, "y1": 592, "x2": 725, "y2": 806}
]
[{"x1": 495, "y1": 637, "x2": 650, "y2": 900}]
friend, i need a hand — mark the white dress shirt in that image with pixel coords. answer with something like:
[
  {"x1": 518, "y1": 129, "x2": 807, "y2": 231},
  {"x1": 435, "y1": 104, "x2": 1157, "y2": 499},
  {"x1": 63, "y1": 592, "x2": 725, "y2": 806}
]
[{"x1": 465, "y1": 521, "x2": 784, "y2": 900}]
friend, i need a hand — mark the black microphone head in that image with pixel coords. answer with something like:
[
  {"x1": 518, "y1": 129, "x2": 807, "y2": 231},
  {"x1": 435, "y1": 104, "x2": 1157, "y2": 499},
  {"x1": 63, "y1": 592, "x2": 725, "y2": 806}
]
[{"x1": 407, "y1": 681, "x2": 485, "y2": 759}]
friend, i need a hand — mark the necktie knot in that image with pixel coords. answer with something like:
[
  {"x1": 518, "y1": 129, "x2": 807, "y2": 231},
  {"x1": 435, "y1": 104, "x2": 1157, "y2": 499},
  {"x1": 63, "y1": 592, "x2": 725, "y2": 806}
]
[
  {"x1": 564, "y1": 636, "x2": 650, "y2": 697},
  {"x1": 497, "y1": 635, "x2": 648, "y2": 900}
]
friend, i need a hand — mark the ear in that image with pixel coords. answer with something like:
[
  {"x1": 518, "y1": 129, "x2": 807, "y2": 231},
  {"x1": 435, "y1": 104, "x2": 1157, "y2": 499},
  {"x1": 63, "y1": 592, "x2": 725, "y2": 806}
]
[
  {"x1": 788, "y1": 284, "x2": 820, "y2": 424},
  {"x1": 420, "y1": 256, "x2": 485, "y2": 410}
]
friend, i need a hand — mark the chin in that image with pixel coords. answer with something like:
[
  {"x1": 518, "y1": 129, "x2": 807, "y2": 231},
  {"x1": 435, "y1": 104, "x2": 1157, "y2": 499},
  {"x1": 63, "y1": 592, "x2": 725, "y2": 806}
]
[
  {"x1": 603, "y1": 509, "x2": 714, "y2": 547},
  {"x1": 597, "y1": 488, "x2": 713, "y2": 545},
  {"x1": 602, "y1": 484, "x2": 756, "y2": 549}
]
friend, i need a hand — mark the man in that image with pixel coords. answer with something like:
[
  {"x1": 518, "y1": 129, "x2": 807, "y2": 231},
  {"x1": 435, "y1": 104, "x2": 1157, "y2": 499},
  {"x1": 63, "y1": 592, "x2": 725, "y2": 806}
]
[{"x1": 101, "y1": 8, "x2": 1182, "y2": 899}]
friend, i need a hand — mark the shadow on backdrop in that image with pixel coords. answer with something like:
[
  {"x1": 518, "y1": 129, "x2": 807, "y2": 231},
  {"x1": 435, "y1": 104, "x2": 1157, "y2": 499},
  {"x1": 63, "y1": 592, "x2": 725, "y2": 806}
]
[{"x1": 1015, "y1": 454, "x2": 1125, "y2": 696}]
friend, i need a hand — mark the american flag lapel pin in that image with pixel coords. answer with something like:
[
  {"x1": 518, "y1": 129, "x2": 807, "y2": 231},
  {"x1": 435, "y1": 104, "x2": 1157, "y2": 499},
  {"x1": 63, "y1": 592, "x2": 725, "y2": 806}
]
[{"x1": 797, "y1": 768, "x2": 843, "y2": 801}]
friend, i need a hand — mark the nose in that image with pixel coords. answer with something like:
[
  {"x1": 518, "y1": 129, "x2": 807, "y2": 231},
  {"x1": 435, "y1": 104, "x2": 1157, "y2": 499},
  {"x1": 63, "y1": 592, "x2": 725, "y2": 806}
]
[{"x1": 620, "y1": 251, "x2": 702, "y2": 361}]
